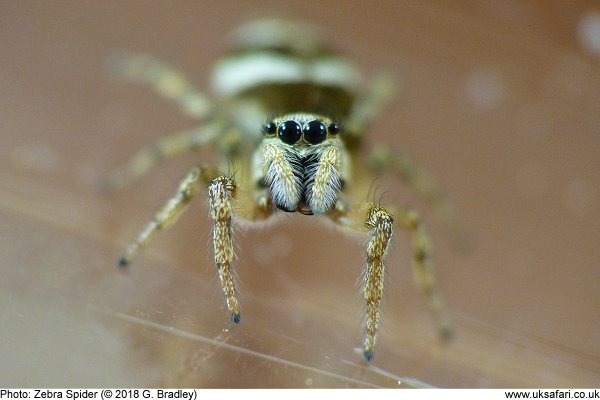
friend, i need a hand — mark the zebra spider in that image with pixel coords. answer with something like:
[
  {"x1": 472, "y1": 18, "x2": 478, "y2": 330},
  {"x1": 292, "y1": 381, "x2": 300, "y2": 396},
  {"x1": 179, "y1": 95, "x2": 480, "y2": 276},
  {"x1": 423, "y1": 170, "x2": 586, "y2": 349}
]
[{"x1": 105, "y1": 18, "x2": 452, "y2": 361}]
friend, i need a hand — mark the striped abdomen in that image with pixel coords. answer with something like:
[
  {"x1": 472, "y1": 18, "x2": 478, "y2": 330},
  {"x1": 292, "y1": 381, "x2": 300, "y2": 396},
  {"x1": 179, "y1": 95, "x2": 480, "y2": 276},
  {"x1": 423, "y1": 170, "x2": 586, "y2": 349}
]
[{"x1": 210, "y1": 18, "x2": 363, "y2": 118}]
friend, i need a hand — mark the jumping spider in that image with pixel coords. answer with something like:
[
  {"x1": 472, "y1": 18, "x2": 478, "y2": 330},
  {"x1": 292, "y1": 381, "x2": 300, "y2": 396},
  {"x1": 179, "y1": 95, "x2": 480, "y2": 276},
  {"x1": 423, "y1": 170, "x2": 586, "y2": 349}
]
[{"x1": 106, "y1": 18, "x2": 452, "y2": 361}]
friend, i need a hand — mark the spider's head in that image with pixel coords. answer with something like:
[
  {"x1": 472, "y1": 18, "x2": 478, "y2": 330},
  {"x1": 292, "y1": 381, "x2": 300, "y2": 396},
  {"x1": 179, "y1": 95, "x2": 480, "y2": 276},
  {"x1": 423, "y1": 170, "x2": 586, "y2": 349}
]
[{"x1": 258, "y1": 113, "x2": 345, "y2": 215}]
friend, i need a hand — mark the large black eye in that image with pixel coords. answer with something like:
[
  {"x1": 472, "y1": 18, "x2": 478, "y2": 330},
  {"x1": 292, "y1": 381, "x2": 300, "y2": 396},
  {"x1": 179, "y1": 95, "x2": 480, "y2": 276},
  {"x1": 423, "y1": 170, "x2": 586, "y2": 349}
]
[
  {"x1": 303, "y1": 120, "x2": 327, "y2": 144},
  {"x1": 263, "y1": 121, "x2": 277, "y2": 136},
  {"x1": 278, "y1": 120, "x2": 302, "y2": 144}
]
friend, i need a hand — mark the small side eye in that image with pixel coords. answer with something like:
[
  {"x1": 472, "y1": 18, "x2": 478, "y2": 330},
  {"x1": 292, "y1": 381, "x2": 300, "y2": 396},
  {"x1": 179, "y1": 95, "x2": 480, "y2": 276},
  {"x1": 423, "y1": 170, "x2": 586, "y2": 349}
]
[
  {"x1": 278, "y1": 120, "x2": 302, "y2": 144},
  {"x1": 303, "y1": 120, "x2": 327, "y2": 144},
  {"x1": 264, "y1": 121, "x2": 277, "y2": 136},
  {"x1": 328, "y1": 123, "x2": 339, "y2": 135}
]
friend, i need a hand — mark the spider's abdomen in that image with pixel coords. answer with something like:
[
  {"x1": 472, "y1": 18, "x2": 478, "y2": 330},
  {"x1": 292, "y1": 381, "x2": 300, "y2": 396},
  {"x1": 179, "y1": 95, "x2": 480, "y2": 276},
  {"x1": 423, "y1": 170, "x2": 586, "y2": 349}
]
[{"x1": 210, "y1": 18, "x2": 363, "y2": 118}]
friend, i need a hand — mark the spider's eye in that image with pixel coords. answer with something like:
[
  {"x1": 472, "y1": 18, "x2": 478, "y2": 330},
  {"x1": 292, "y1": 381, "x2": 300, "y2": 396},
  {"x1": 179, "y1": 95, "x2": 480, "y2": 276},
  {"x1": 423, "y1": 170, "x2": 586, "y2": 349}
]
[
  {"x1": 303, "y1": 120, "x2": 327, "y2": 144},
  {"x1": 328, "y1": 123, "x2": 339, "y2": 135},
  {"x1": 278, "y1": 120, "x2": 302, "y2": 144},
  {"x1": 263, "y1": 121, "x2": 277, "y2": 136}
]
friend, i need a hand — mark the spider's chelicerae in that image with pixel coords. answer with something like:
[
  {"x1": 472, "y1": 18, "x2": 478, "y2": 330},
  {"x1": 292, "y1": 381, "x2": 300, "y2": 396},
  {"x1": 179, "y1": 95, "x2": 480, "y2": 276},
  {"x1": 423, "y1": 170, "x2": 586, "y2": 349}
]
[{"x1": 106, "y1": 18, "x2": 453, "y2": 361}]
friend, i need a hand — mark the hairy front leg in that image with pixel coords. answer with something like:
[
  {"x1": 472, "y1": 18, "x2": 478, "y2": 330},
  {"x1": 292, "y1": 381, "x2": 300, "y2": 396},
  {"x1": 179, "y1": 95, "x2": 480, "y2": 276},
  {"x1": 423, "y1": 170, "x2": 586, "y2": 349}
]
[
  {"x1": 330, "y1": 200, "x2": 451, "y2": 360},
  {"x1": 330, "y1": 202, "x2": 394, "y2": 361},
  {"x1": 208, "y1": 176, "x2": 241, "y2": 323},
  {"x1": 362, "y1": 204, "x2": 394, "y2": 361},
  {"x1": 206, "y1": 174, "x2": 274, "y2": 323}
]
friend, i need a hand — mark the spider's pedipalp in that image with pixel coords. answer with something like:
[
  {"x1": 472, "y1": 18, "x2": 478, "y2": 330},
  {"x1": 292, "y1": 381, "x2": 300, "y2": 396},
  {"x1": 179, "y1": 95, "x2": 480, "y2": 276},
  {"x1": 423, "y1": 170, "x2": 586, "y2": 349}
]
[
  {"x1": 304, "y1": 145, "x2": 343, "y2": 215},
  {"x1": 261, "y1": 142, "x2": 303, "y2": 212}
]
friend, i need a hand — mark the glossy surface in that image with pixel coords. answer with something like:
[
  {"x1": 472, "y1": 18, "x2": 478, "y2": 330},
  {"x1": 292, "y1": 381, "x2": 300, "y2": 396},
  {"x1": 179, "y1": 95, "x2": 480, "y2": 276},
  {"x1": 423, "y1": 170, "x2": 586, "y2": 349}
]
[{"x1": 1, "y1": 0, "x2": 599, "y2": 388}]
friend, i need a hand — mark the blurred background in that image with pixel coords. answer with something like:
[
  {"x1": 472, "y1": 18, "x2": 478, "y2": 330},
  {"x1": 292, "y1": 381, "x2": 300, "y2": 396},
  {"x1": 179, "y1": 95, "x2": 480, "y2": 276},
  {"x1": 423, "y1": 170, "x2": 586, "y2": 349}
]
[{"x1": 0, "y1": 0, "x2": 598, "y2": 388}]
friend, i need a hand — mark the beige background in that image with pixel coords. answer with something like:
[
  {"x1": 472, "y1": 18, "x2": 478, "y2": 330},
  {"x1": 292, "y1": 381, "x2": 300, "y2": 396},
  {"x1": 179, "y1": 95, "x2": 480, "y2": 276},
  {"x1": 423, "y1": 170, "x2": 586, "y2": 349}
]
[{"x1": 1, "y1": 0, "x2": 599, "y2": 388}]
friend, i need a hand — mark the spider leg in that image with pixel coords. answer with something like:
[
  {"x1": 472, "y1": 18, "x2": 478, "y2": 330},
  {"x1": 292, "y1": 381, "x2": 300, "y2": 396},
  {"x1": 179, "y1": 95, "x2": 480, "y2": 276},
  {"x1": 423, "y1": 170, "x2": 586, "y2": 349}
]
[
  {"x1": 392, "y1": 206, "x2": 453, "y2": 341},
  {"x1": 344, "y1": 72, "x2": 398, "y2": 148},
  {"x1": 108, "y1": 53, "x2": 212, "y2": 119},
  {"x1": 118, "y1": 166, "x2": 213, "y2": 266},
  {"x1": 207, "y1": 176, "x2": 240, "y2": 323},
  {"x1": 330, "y1": 201, "x2": 451, "y2": 360},
  {"x1": 119, "y1": 159, "x2": 272, "y2": 324},
  {"x1": 207, "y1": 175, "x2": 274, "y2": 323},
  {"x1": 102, "y1": 121, "x2": 224, "y2": 191},
  {"x1": 368, "y1": 144, "x2": 469, "y2": 249},
  {"x1": 329, "y1": 201, "x2": 394, "y2": 361}
]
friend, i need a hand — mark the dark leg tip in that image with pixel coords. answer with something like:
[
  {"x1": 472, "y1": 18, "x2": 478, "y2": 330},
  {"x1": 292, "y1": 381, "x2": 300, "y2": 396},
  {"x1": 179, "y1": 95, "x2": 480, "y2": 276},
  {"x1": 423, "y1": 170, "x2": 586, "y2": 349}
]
[
  {"x1": 363, "y1": 350, "x2": 374, "y2": 362},
  {"x1": 118, "y1": 257, "x2": 129, "y2": 268},
  {"x1": 440, "y1": 325, "x2": 454, "y2": 341},
  {"x1": 98, "y1": 176, "x2": 119, "y2": 194},
  {"x1": 231, "y1": 313, "x2": 241, "y2": 324}
]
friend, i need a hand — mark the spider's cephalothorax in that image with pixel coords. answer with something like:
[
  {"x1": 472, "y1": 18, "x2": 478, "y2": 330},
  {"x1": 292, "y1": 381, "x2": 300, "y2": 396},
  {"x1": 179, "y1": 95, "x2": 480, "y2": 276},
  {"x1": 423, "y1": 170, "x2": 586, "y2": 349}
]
[{"x1": 107, "y1": 18, "x2": 452, "y2": 361}]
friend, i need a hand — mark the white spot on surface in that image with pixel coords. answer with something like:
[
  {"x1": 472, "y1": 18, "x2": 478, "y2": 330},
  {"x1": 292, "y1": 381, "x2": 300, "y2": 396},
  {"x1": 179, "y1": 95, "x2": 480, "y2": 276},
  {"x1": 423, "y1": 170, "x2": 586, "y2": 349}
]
[
  {"x1": 577, "y1": 10, "x2": 600, "y2": 58},
  {"x1": 465, "y1": 70, "x2": 505, "y2": 111}
]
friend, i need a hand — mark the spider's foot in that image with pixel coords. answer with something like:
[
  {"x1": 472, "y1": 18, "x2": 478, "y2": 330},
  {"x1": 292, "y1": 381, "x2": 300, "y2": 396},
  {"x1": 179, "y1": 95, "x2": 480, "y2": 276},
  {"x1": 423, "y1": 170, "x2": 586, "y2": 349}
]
[
  {"x1": 117, "y1": 256, "x2": 130, "y2": 268},
  {"x1": 363, "y1": 350, "x2": 374, "y2": 362},
  {"x1": 439, "y1": 321, "x2": 454, "y2": 341},
  {"x1": 231, "y1": 313, "x2": 241, "y2": 324}
]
